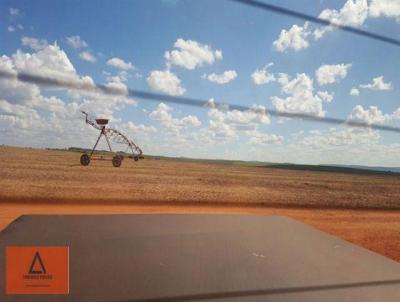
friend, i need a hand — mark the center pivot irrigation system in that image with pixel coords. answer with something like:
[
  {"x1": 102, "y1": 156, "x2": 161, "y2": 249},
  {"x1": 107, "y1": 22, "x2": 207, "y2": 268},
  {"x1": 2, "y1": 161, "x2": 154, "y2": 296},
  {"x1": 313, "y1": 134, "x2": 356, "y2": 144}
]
[{"x1": 80, "y1": 111, "x2": 143, "y2": 167}]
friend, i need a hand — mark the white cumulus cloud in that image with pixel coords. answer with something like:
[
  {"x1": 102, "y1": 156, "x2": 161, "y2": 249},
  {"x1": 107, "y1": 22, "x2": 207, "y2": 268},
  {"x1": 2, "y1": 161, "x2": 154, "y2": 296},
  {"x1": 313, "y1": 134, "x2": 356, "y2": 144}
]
[
  {"x1": 0, "y1": 41, "x2": 140, "y2": 149},
  {"x1": 251, "y1": 63, "x2": 276, "y2": 85},
  {"x1": 12, "y1": 43, "x2": 78, "y2": 80},
  {"x1": 273, "y1": 1, "x2": 372, "y2": 52},
  {"x1": 347, "y1": 105, "x2": 388, "y2": 124},
  {"x1": 106, "y1": 57, "x2": 134, "y2": 70},
  {"x1": 271, "y1": 73, "x2": 333, "y2": 117},
  {"x1": 202, "y1": 70, "x2": 237, "y2": 84},
  {"x1": 164, "y1": 38, "x2": 222, "y2": 70},
  {"x1": 79, "y1": 51, "x2": 96, "y2": 63},
  {"x1": 369, "y1": 0, "x2": 400, "y2": 21},
  {"x1": 125, "y1": 121, "x2": 157, "y2": 134},
  {"x1": 390, "y1": 108, "x2": 400, "y2": 120},
  {"x1": 315, "y1": 63, "x2": 351, "y2": 85},
  {"x1": 350, "y1": 87, "x2": 360, "y2": 96},
  {"x1": 301, "y1": 127, "x2": 379, "y2": 148},
  {"x1": 206, "y1": 98, "x2": 270, "y2": 139},
  {"x1": 66, "y1": 35, "x2": 88, "y2": 49},
  {"x1": 245, "y1": 129, "x2": 284, "y2": 145},
  {"x1": 150, "y1": 103, "x2": 201, "y2": 132},
  {"x1": 21, "y1": 37, "x2": 48, "y2": 51},
  {"x1": 314, "y1": 0, "x2": 369, "y2": 39},
  {"x1": 360, "y1": 76, "x2": 392, "y2": 90},
  {"x1": 273, "y1": 22, "x2": 311, "y2": 52},
  {"x1": 147, "y1": 69, "x2": 185, "y2": 96}
]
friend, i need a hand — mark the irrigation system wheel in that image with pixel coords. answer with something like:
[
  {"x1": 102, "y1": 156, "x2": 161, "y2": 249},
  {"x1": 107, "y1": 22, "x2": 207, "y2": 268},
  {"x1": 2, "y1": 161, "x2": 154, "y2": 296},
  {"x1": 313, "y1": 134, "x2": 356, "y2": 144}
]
[
  {"x1": 80, "y1": 154, "x2": 90, "y2": 166},
  {"x1": 112, "y1": 155, "x2": 122, "y2": 167}
]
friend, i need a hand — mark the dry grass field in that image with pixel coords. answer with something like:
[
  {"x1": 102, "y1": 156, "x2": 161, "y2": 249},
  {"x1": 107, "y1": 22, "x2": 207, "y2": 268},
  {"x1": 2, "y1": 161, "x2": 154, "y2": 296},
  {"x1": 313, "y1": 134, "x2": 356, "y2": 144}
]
[{"x1": 0, "y1": 146, "x2": 400, "y2": 261}]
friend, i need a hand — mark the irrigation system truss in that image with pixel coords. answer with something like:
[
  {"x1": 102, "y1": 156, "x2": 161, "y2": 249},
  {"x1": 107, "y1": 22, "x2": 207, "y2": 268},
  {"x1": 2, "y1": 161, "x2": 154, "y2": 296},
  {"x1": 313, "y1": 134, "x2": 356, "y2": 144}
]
[{"x1": 80, "y1": 111, "x2": 143, "y2": 167}]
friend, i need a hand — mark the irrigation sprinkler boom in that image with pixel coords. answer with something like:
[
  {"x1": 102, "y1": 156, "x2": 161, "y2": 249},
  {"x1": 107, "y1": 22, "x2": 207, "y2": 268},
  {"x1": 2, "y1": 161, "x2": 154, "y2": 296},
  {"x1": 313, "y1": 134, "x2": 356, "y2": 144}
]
[{"x1": 80, "y1": 111, "x2": 143, "y2": 167}]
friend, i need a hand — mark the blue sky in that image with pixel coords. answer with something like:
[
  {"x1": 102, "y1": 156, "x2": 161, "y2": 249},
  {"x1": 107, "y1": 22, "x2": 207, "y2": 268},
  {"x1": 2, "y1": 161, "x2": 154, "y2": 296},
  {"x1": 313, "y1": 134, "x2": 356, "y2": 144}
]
[{"x1": 1, "y1": 0, "x2": 400, "y2": 166}]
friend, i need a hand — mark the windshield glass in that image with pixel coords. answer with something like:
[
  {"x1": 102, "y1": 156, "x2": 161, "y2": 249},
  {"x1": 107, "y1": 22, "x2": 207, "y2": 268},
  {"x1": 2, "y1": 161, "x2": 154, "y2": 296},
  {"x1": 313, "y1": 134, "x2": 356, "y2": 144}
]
[{"x1": 1, "y1": 0, "x2": 400, "y2": 299}]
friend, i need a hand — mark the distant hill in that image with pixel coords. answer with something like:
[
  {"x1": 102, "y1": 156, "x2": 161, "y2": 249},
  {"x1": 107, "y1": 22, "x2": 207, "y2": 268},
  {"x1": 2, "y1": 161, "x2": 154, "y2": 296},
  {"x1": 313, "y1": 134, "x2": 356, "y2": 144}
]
[
  {"x1": 263, "y1": 163, "x2": 400, "y2": 176},
  {"x1": 327, "y1": 164, "x2": 400, "y2": 174},
  {"x1": 61, "y1": 147, "x2": 400, "y2": 176}
]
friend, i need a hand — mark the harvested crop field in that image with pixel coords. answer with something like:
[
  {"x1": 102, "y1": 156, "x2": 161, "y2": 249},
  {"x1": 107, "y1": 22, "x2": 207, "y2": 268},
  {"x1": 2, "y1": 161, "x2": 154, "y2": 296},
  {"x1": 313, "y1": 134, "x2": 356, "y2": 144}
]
[{"x1": 0, "y1": 146, "x2": 399, "y2": 261}]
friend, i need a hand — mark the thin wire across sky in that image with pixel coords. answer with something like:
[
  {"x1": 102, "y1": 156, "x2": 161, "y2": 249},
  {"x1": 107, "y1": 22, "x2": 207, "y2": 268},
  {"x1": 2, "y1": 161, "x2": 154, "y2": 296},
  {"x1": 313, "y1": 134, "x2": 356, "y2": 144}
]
[{"x1": 1, "y1": 69, "x2": 400, "y2": 134}]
